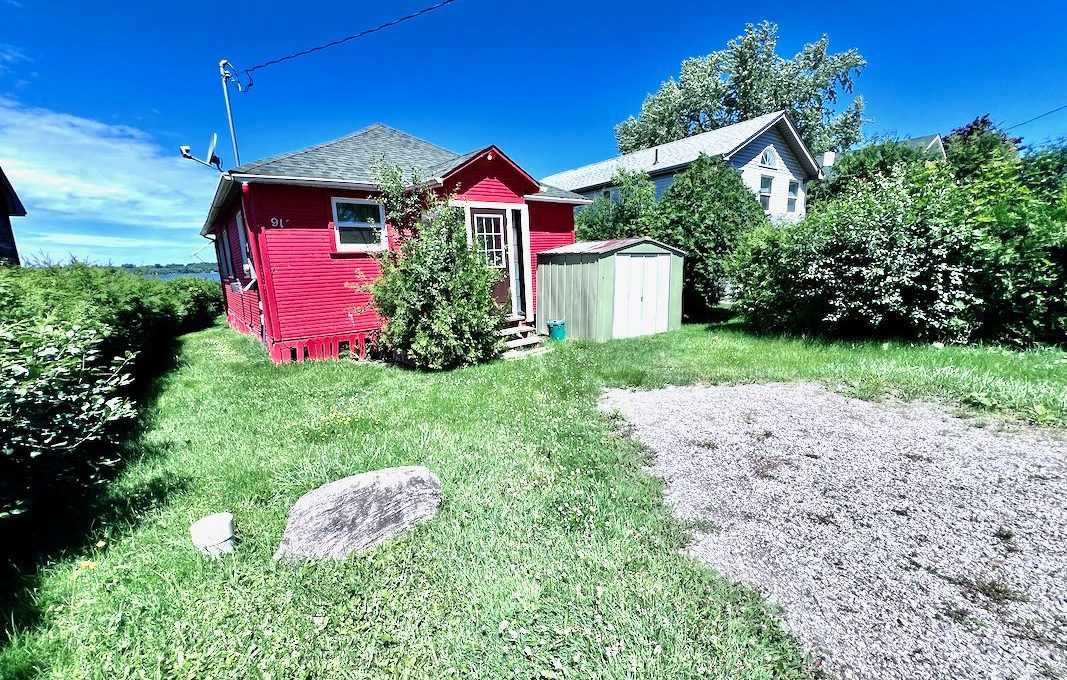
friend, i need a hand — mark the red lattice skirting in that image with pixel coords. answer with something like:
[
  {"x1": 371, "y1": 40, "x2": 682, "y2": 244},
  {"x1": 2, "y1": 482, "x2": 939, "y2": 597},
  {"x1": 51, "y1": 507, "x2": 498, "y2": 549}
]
[{"x1": 268, "y1": 333, "x2": 370, "y2": 364}]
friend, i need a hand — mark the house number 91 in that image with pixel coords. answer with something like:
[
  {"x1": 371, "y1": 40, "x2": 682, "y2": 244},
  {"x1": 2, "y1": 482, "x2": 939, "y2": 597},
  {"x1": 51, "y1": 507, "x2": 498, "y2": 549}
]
[{"x1": 270, "y1": 217, "x2": 286, "y2": 227}]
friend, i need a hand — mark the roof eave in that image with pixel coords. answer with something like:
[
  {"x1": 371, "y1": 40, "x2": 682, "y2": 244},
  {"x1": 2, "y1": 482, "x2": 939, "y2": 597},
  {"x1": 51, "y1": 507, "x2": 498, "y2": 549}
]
[{"x1": 524, "y1": 194, "x2": 593, "y2": 205}]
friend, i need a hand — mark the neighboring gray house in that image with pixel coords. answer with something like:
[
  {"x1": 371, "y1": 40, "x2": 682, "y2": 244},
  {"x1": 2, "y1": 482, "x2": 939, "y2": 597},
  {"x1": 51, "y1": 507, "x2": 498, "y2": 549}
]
[
  {"x1": 0, "y1": 164, "x2": 25, "y2": 265},
  {"x1": 901, "y1": 133, "x2": 947, "y2": 159},
  {"x1": 542, "y1": 111, "x2": 823, "y2": 219}
]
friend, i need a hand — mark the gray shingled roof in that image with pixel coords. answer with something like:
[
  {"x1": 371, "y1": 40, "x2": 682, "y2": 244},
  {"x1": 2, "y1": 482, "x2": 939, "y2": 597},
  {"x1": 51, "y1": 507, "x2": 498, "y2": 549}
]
[
  {"x1": 530, "y1": 184, "x2": 589, "y2": 202},
  {"x1": 231, "y1": 124, "x2": 460, "y2": 183},
  {"x1": 204, "y1": 125, "x2": 588, "y2": 232},
  {"x1": 541, "y1": 111, "x2": 821, "y2": 192},
  {"x1": 901, "y1": 134, "x2": 946, "y2": 158}
]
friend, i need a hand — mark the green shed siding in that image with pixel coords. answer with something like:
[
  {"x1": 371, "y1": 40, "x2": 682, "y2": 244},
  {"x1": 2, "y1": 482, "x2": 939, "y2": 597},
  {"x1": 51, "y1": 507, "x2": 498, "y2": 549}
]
[{"x1": 536, "y1": 239, "x2": 683, "y2": 342}]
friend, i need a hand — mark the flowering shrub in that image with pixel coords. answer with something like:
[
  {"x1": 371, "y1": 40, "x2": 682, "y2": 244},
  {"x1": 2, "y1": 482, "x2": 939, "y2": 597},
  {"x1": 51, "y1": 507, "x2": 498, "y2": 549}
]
[
  {"x1": 731, "y1": 165, "x2": 981, "y2": 341},
  {"x1": 731, "y1": 154, "x2": 1067, "y2": 346}
]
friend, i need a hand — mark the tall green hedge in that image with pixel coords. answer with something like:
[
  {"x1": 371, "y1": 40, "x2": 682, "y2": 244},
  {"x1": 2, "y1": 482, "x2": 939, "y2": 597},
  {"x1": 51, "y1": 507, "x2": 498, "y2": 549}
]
[
  {"x1": 730, "y1": 154, "x2": 1067, "y2": 346},
  {"x1": 0, "y1": 265, "x2": 223, "y2": 518}
]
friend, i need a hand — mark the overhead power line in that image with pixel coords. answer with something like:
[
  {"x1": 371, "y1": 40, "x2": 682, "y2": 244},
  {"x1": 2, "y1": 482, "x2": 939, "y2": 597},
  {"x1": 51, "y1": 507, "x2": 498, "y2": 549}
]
[
  {"x1": 242, "y1": 0, "x2": 460, "y2": 85},
  {"x1": 1004, "y1": 103, "x2": 1067, "y2": 131}
]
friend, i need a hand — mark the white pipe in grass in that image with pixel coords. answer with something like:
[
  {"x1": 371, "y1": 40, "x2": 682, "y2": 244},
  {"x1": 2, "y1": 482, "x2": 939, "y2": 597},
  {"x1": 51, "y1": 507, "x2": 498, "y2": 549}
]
[{"x1": 190, "y1": 512, "x2": 236, "y2": 557}]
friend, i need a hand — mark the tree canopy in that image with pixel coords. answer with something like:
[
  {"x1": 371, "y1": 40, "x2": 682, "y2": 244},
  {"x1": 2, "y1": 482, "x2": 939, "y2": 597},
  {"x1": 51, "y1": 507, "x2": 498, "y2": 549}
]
[{"x1": 615, "y1": 22, "x2": 866, "y2": 155}]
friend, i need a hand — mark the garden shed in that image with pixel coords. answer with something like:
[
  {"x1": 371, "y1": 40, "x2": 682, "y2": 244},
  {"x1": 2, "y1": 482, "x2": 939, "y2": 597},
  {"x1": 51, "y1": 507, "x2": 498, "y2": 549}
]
[{"x1": 535, "y1": 238, "x2": 684, "y2": 341}]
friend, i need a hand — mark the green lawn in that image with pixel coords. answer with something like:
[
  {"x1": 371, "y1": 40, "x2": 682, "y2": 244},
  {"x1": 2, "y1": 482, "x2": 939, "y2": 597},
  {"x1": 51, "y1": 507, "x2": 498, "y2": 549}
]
[{"x1": 2, "y1": 323, "x2": 1064, "y2": 679}]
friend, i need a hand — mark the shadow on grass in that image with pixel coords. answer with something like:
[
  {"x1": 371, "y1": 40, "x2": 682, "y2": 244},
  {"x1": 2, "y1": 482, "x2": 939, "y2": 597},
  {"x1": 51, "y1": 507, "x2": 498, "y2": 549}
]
[{"x1": 0, "y1": 336, "x2": 192, "y2": 654}]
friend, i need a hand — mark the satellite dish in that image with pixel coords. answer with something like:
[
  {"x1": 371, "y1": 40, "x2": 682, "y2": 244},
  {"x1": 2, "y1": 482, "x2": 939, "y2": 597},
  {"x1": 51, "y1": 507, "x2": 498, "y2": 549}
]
[{"x1": 206, "y1": 133, "x2": 219, "y2": 168}]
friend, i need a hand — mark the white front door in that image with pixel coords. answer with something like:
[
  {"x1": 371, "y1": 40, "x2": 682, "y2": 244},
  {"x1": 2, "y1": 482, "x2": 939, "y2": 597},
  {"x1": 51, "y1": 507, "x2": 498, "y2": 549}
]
[{"x1": 612, "y1": 254, "x2": 670, "y2": 339}]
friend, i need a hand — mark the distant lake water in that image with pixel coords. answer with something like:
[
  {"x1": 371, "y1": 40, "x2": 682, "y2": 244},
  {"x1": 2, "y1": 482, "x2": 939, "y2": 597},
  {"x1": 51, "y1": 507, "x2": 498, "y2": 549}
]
[{"x1": 154, "y1": 272, "x2": 220, "y2": 281}]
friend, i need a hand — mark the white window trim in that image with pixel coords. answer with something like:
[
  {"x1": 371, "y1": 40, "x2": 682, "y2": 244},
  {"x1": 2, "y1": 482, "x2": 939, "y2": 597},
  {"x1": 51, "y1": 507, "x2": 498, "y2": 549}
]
[
  {"x1": 473, "y1": 213, "x2": 507, "y2": 270},
  {"x1": 759, "y1": 147, "x2": 779, "y2": 169},
  {"x1": 787, "y1": 180, "x2": 800, "y2": 213},
  {"x1": 218, "y1": 229, "x2": 235, "y2": 278},
  {"x1": 330, "y1": 196, "x2": 388, "y2": 253},
  {"x1": 452, "y1": 200, "x2": 533, "y2": 322},
  {"x1": 759, "y1": 175, "x2": 774, "y2": 211}
]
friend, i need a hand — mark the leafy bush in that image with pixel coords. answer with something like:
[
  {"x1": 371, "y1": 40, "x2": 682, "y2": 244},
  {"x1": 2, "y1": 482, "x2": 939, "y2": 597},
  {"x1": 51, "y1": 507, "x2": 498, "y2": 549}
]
[
  {"x1": 1021, "y1": 140, "x2": 1067, "y2": 204},
  {"x1": 0, "y1": 265, "x2": 223, "y2": 517},
  {"x1": 654, "y1": 154, "x2": 769, "y2": 315},
  {"x1": 575, "y1": 169, "x2": 657, "y2": 242},
  {"x1": 0, "y1": 322, "x2": 135, "y2": 518},
  {"x1": 956, "y1": 154, "x2": 1067, "y2": 345},
  {"x1": 731, "y1": 165, "x2": 982, "y2": 341},
  {"x1": 944, "y1": 115, "x2": 1021, "y2": 182},
  {"x1": 368, "y1": 166, "x2": 504, "y2": 370},
  {"x1": 807, "y1": 139, "x2": 931, "y2": 206}
]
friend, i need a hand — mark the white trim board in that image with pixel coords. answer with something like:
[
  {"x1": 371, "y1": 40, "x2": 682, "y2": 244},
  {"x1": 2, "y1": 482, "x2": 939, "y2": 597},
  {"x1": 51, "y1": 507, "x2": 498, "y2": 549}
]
[{"x1": 452, "y1": 200, "x2": 534, "y2": 322}]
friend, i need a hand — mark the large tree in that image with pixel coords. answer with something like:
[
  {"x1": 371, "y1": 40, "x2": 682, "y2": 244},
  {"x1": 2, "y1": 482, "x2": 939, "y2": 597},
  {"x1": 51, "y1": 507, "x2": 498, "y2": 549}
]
[
  {"x1": 615, "y1": 22, "x2": 866, "y2": 155},
  {"x1": 653, "y1": 155, "x2": 769, "y2": 316}
]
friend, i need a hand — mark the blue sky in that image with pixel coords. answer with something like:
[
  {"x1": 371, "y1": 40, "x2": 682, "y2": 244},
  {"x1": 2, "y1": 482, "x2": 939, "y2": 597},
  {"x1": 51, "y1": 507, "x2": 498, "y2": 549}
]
[{"x1": 2, "y1": 0, "x2": 1065, "y2": 265}]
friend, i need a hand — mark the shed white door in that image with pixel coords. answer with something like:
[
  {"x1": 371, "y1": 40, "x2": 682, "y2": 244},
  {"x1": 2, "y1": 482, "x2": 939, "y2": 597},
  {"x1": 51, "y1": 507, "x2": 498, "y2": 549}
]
[{"x1": 612, "y1": 254, "x2": 670, "y2": 339}]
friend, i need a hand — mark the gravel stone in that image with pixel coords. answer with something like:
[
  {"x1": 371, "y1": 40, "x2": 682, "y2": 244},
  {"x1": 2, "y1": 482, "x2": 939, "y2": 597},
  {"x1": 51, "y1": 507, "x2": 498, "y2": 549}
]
[{"x1": 602, "y1": 383, "x2": 1067, "y2": 680}]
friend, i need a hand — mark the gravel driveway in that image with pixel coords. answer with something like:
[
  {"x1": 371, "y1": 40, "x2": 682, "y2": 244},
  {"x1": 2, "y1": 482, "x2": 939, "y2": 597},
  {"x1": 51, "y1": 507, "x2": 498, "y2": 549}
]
[{"x1": 602, "y1": 383, "x2": 1067, "y2": 680}]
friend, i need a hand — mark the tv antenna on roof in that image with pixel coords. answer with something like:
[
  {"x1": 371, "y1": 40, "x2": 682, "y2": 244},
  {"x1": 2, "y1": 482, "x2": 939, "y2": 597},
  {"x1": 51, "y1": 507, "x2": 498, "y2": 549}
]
[{"x1": 179, "y1": 132, "x2": 223, "y2": 171}]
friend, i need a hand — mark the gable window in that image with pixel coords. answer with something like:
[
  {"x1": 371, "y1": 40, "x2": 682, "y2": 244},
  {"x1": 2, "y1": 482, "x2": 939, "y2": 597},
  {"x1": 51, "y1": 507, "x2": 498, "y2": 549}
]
[
  {"x1": 760, "y1": 147, "x2": 779, "y2": 168},
  {"x1": 787, "y1": 181, "x2": 799, "y2": 213},
  {"x1": 474, "y1": 213, "x2": 507, "y2": 268},
  {"x1": 331, "y1": 197, "x2": 387, "y2": 252},
  {"x1": 759, "y1": 176, "x2": 773, "y2": 211}
]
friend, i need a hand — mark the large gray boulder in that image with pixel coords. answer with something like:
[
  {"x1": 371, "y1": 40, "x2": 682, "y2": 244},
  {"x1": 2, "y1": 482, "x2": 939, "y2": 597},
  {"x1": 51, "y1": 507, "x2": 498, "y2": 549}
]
[{"x1": 274, "y1": 466, "x2": 442, "y2": 561}]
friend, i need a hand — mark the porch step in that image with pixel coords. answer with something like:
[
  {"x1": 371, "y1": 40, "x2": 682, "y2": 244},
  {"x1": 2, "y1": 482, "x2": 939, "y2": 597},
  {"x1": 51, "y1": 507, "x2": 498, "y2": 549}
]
[
  {"x1": 503, "y1": 346, "x2": 554, "y2": 361},
  {"x1": 505, "y1": 335, "x2": 541, "y2": 350},
  {"x1": 499, "y1": 324, "x2": 536, "y2": 337}
]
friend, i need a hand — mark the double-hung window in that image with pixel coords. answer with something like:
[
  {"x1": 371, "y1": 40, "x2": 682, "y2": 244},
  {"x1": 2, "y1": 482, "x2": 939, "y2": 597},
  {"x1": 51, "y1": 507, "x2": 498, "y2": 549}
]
[
  {"x1": 236, "y1": 211, "x2": 254, "y2": 278},
  {"x1": 787, "y1": 181, "x2": 799, "y2": 213},
  {"x1": 759, "y1": 176, "x2": 773, "y2": 211},
  {"x1": 331, "y1": 197, "x2": 387, "y2": 252}
]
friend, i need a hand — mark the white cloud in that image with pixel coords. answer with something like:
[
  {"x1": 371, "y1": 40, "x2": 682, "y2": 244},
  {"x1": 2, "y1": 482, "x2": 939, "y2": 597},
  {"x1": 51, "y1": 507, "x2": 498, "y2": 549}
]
[
  {"x1": 0, "y1": 97, "x2": 220, "y2": 231},
  {"x1": 20, "y1": 231, "x2": 182, "y2": 249},
  {"x1": 0, "y1": 44, "x2": 28, "y2": 73}
]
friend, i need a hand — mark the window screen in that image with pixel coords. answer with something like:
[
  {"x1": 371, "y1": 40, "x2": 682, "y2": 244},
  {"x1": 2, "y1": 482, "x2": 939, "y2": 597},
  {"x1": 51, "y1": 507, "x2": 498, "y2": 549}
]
[{"x1": 474, "y1": 214, "x2": 506, "y2": 268}]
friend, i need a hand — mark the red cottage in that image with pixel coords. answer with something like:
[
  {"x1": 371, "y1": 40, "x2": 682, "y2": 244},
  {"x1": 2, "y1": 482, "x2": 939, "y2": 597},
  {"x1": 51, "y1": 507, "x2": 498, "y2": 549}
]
[{"x1": 200, "y1": 125, "x2": 590, "y2": 363}]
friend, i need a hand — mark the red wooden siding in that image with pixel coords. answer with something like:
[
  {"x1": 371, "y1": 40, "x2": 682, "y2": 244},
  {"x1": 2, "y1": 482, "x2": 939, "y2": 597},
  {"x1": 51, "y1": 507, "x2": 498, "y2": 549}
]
[
  {"x1": 528, "y1": 201, "x2": 577, "y2": 303},
  {"x1": 447, "y1": 154, "x2": 534, "y2": 204},
  {"x1": 207, "y1": 149, "x2": 577, "y2": 364},
  {"x1": 249, "y1": 184, "x2": 383, "y2": 343}
]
